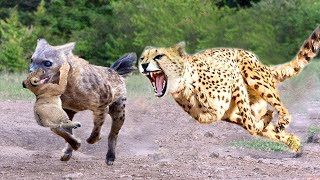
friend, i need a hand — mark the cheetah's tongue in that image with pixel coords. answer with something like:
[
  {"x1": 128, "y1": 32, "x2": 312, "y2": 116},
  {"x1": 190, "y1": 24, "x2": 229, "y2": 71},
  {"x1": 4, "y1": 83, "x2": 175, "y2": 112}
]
[{"x1": 155, "y1": 74, "x2": 165, "y2": 96}]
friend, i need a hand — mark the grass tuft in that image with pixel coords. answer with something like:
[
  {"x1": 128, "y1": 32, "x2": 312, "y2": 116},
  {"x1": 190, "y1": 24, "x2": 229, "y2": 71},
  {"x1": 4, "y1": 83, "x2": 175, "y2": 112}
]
[
  {"x1": 307, "y1": 126, "x2": 320, "y2": 134},
  {"x1": 231, "y1": 139, "x2": 289, "y2": 152}
]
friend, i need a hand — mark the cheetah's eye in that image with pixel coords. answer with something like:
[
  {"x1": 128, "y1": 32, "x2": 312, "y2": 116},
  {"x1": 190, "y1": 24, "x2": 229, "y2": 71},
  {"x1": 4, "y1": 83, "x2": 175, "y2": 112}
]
[{"x1": 153, "y1": 54, "x2": 165, "y2": 60}]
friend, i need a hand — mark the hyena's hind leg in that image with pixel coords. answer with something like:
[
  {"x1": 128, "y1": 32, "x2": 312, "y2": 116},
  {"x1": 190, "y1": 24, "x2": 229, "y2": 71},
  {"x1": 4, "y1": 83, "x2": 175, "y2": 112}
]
[
  {"x1": 86, "y1": 107, "x2": 107, "y2": 144},
  {"x1": 106, "y1": 96, "x2": 126, "y2": 165},
  {"x1": 56, "y1": 109, "x2": 79, "y2": 161}
]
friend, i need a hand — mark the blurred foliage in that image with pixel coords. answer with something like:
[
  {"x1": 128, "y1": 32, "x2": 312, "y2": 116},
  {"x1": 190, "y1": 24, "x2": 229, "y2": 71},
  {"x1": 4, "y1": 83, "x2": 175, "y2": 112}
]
[{"x1": 0, "y1": 0, "x2": 319, "y2": 72}]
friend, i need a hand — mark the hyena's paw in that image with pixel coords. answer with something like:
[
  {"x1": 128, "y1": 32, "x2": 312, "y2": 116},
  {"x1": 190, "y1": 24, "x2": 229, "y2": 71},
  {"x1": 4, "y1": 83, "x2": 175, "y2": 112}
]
[
  {"x1": 60, "y1": 152, "x2": 72, "y2": 161},
  {"x1": 60, "y1": 145, "x2": 75, "y2": 161},
  {"x1": 106, "y1": 150, "x2": 115, "y2": 166},
  {"x1": 287, "y1": 135, "x2": 301, "y2": 153},
  {"x1": 86, "y1": 132, "x2": 101, "y2": 144},
  {"x1": 275, "y1": 114, "x2": 291, "y2": 133}
]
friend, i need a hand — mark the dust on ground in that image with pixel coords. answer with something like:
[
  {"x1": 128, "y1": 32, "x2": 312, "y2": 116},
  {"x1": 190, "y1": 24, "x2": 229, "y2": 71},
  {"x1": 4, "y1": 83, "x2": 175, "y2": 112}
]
[{"x1": 0, "y1": 91, "x2": 320, "y2": 180}]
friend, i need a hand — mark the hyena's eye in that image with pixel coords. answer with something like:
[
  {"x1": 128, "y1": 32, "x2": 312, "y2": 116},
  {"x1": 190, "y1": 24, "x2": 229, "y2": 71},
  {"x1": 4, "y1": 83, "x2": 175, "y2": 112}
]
[
  {"x1": 30, "y1": 58, "x2": 33, "y2": 63},
  {"x1": 43, "y1": 60, "x2": 53, "y2": 67},
  {"x1": 153, "y1": 54, "x2": 165, "y2": 60}
]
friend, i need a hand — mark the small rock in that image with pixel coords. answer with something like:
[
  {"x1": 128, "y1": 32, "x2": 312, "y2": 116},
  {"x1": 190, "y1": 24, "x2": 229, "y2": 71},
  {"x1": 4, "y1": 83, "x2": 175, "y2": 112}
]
[
  {"x1": 209, "y1": 152, "x2": 219, "y2": 158},
  {"x1": 63, "y1": 172, "x2": 83, "y2": 179},
  {"x1": 120, "y1": 174, "x2": 133, "y2": 179},
  {"x1": 204, "y1": 132, "x2": 214, "y2": 137},
  {"x1": 253, "y1": 167, "x2": 260, "y2": 172},
  {"x1": 243, "y1": 155, "x2": 254, "y2": 161},
  {"x1": 307, "y1": 134, "x2": 320, "y2": 143}
]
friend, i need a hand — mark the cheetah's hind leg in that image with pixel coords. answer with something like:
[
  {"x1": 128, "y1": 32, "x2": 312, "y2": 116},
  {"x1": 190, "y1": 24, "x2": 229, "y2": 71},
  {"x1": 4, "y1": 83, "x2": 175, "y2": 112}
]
[
  {"x1": 247, "y1": 76, "x2": 291, "y2": 133},
  {"x1": 258, "y1": 123, "x2": 302, "y2": 154}
]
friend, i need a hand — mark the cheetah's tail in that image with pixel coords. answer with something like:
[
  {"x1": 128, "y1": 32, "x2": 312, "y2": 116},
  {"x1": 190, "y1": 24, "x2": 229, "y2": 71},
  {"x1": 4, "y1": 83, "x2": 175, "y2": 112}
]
[
  {"x1": 111, "y1": 53, "x2": 137, "y2": 77},
  {"x1": 271, "y1": 25, "x2": 320, "y2": 83}
]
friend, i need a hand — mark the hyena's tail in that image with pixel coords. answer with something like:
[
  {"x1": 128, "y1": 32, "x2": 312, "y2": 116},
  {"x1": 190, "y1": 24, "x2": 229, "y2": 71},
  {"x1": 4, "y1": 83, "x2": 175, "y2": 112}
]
[
  {"x1": 111, "y1": 53, "x2": 137, "y2": 77},
  {"x1": 271, "y1": 26, "x2": 320, "y2": 83}
]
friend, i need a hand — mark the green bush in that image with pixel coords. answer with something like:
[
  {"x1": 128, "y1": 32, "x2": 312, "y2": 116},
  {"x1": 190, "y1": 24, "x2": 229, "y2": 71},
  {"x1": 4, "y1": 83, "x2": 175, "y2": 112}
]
[
  {"x1": 108, "y1": 0, "x2": 320, "y2": 65},
  {"x1": 0, "y1": 10, "x2": 34, "y2": 72},
  {"x1": 0, "y1": 0, "x2": 319, "y2": 72}
]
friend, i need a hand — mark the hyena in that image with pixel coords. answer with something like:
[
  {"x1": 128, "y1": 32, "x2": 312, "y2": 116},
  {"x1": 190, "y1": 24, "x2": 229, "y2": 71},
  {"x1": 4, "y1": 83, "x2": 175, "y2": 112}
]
[{"x1": 29, "y1": 39, "x2": 136, "y2": 165}]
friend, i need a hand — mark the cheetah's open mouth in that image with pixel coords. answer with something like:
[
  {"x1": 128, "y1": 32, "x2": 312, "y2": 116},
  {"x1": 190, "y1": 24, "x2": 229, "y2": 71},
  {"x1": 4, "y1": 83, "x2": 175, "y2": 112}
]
[{"x1": 144, "y1": 71, "x2": 168, "y2": 97}]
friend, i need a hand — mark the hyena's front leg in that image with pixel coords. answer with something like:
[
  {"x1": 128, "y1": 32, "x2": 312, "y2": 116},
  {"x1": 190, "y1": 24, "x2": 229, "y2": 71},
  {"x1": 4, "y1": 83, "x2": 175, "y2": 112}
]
[
  {"x1": 58, "y1": 109, "x2": 78, "y2": 161},
  {"x1": 106, "y1": 97, "x2": 126, "y2": 165},
  {"x1": 50, "y1": 127, "x2": 81, "y2": 160},
  {"x1": 86, "y1": 107, "x2": 107, "y2": 144}
]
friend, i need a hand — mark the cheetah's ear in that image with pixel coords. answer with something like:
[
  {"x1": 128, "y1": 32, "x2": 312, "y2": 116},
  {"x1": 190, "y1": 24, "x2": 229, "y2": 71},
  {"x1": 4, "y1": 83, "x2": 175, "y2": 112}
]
[
  {"x1": 172, "y1": 41, "x2": 186, "y2": 57},
  {"x1": 54, "y1": 42, "x2": 76, "y2": 55},
  {"x1": 144, "y1": 46, "x2": 154, "y2": 50}
]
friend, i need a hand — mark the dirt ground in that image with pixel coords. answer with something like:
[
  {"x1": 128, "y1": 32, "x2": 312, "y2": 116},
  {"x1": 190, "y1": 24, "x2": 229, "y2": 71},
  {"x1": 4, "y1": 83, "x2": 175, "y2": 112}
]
[{"x1": 0, "y1": 93, "x2": 320, "y2": 179}]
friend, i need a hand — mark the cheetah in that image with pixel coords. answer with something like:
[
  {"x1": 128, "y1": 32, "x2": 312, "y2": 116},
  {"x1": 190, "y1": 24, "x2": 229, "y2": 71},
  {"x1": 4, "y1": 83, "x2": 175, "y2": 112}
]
[
  {"x1": 29, "y1": 39, "x2": 136, "y2": 165},
  {"x1": 23, "y1": 62, "x2": 81, "y2": 130},
  {"x1": 139, "y1": 26, "x2": 320, "y2": 152}
]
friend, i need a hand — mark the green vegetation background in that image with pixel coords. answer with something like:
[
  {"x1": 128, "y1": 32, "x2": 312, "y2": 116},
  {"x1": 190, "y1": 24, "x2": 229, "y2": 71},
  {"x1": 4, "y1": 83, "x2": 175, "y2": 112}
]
[{"x1": 0, "y1": 0, "x2": 319, "y2": 72}]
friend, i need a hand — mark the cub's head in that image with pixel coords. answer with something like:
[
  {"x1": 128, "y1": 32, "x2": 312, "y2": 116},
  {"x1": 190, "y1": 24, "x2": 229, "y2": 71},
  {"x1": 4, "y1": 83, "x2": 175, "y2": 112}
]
[
  {"x1": 22, "y1": 68, "x2": 47, "y2": 92},
  {"x1": 139, "y1": 42, "x2": 187, "y2": 97},
  {"x1": 29, "y1": 39, "x2": 75, "y2": 83}
]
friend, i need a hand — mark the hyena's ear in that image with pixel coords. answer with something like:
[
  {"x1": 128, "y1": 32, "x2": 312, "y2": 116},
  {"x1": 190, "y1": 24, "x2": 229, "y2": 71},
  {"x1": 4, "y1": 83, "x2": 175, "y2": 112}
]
[
  {"x1": 37, "y1": 38, "x2": 48, "y2": 45},
  {"x1": 35, "y1": 38, "x2": 49, "y2": 50},
  {"x1": 55, "y1": 42, "x2": 76, "y2": 55},
  {"x1": 172, "y1": 41, "x2": 186, "y2": 57}
]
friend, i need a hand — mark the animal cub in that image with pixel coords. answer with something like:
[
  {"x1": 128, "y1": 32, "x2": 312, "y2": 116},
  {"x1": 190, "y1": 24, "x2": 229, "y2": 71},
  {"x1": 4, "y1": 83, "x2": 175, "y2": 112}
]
[{"x1": 23, "y1": 62, "x2": 81, "y2": 129}]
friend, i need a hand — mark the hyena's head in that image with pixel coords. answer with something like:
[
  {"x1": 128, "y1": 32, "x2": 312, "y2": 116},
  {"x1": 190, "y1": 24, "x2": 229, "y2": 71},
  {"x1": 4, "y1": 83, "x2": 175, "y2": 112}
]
[{"x1": 29, "y1": 39, "x2": 75, "y2": 83}]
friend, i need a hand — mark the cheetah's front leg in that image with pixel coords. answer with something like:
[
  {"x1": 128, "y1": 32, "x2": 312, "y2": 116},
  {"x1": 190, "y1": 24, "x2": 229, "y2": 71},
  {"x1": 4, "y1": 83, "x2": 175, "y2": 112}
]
[{"x1": 231, "y1": 80, "x2": 265, "y2": 134}]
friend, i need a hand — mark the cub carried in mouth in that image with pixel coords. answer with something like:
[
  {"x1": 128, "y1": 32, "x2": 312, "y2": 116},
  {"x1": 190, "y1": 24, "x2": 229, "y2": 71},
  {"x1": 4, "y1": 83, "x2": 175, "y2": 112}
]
[{"x1": 23, "y1": 62, "x2": 81, "y2": 129}]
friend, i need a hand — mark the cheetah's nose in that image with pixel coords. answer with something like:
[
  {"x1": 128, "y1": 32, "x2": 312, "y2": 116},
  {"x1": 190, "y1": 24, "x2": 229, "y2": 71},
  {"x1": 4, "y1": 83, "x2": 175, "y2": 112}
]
[{"x1": 141, "y1": 63, "x2": 149, "y2": 72}]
